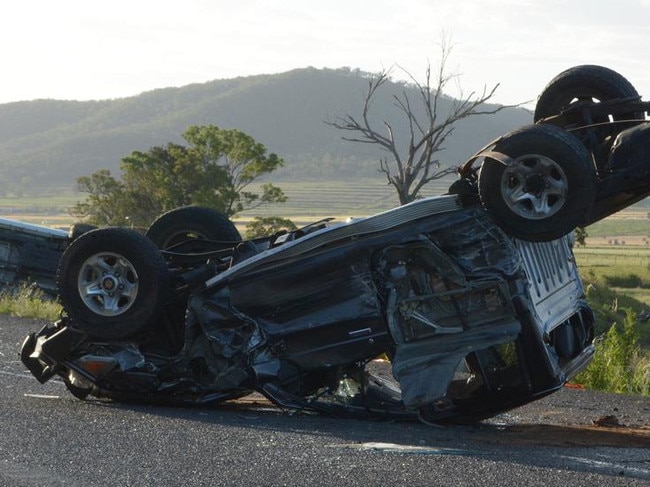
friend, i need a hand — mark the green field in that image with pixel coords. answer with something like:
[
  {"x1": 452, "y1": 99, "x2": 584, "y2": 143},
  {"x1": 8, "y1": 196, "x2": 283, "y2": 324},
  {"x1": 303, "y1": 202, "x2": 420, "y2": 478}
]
[
  {"x1": 236, "y1": 178, "x2": 453, "y2": 221},
  {"x1": 10, "y1": 179, "x2": 647, "y2": 228},
  {"x1": 586, "y1": 218, "x2": 650, "y2": 239},
  {"x1": 575, "y1": 246, "x2": 650, "y2": 279},
  {"x1": 0, "y1": 179, "x2": 442, "y2": 227},
  {"x1": 4, "y1": 179, "x2": 450, "y2": 227},
  {"x1": 3, "y1": 179, "x2": 649, "y2": 246},
  {"x1": 0, "y1": 190, "x2": 80, "y2": 227},
  {"x1": 574, "y1": 246, "x2": 650, "y2": 306}
]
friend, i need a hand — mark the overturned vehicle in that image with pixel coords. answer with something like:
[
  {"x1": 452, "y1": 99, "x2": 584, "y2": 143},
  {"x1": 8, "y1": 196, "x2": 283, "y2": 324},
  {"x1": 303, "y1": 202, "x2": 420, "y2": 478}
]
[
  {"x1": 21, "y1": 65, "x2": 650, "y2": 422},
  {"x1": 22, "y1": 200, "x2": 595, "y2": 422}
]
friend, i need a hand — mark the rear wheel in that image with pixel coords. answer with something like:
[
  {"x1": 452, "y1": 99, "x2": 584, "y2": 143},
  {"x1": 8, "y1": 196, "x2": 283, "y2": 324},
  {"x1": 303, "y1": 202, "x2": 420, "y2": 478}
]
[
  {"x1": 146, "y1": 206, "x2": 241, "y2": 251},
  {"x1": 478, "y1": 124, "x2": 597, "y2": 241},
  {"x1": 534, "y1": 65, "x2": 644, "y2": 169},
  {"x1": 57, "y1": 228, "x2": 169, "y2": 340},
  {"x1": 534, "y1": 64, "x2": 641, "y2": 123}
]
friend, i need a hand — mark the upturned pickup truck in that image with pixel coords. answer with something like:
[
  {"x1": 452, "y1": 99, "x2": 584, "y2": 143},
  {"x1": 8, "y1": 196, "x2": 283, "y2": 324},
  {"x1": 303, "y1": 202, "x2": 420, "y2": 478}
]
[{"x1": 13, "y1": 64, "x2": 650, "y2": 422}]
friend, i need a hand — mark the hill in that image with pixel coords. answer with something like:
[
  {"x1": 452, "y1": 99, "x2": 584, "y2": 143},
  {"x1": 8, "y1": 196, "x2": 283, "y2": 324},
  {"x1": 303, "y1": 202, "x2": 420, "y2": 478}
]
[{"x1": 0, "y1": 67, "x2": 532, "y2": 197}]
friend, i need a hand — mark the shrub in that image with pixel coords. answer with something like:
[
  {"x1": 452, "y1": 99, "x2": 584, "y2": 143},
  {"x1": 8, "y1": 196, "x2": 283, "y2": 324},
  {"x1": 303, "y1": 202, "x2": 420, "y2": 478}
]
[
  {"x1": 604, "y1": 273, "x2": 645, "y2": 288},
  {"x1": 582, "y1": 272, "x2": 650, "y2": 346},
  {"x1": 575, "y1": 309, "x2": 650, "y2": 396}
]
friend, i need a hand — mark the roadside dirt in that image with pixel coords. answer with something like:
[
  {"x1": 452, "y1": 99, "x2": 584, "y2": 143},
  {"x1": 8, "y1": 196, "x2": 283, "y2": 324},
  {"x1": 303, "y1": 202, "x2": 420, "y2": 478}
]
[
  {"x1": 486, "y1": 386, "x2": 650, "y2": 448},
  {"x1": 474, "y1": 423, "x2": 649, "y2": 448},
  {"x1": 228, "y1": 386, "x2": 649, "y2": 448}
]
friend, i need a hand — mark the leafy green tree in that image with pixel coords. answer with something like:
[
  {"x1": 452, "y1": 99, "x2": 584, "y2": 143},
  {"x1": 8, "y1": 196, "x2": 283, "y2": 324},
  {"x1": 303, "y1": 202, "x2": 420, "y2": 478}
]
[
  {"x1": 183, "y1": 125, "x2": 286, "y2": 215},
  {"x1": 71, "y1": 125, "x2": 287, "y2": 227},
  {"x1": 72, "y1": 169, "x2": 128, "y2": 225},
  {"x1": 117, "y1": 143, "x2": 228, "y2": 226}
]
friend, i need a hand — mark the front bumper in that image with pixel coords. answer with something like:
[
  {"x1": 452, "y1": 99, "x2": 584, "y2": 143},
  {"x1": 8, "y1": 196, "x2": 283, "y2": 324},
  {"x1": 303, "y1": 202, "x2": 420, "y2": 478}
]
[{"x1": 20, "y1": 323, "x2": 86, "y2": 384}]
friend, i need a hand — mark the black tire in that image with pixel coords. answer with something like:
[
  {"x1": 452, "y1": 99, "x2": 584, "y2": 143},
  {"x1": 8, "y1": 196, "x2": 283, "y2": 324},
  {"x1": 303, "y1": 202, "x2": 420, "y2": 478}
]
[
  {"x1": 57, "y1": 227, "x2": 170, "y2": 340},
  {"x1": 478, "y1": 124, "x2": 597, "y2": 242},
  {"x1": 534, "y1": 65, "x2": 641, "y2": 123},
  {"x1": 145, "y1": 206, "x2": 241, "y2": 250}
]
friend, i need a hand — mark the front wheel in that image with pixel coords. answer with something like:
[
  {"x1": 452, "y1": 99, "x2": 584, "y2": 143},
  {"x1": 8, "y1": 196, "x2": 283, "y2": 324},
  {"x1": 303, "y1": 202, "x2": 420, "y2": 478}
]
[
  {"x1": 57, "y1": 227, "x2": 170, "y2": 340},
  {"x1": 478, "y1": 124, "x2": 597, "y2": 242}
]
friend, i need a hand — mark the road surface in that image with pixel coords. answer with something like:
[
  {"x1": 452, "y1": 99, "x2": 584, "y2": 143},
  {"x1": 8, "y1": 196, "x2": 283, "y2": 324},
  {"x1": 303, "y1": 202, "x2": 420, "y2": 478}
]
[{"x1": 1, "y1": 316, "x2": 648, "y2": 486}]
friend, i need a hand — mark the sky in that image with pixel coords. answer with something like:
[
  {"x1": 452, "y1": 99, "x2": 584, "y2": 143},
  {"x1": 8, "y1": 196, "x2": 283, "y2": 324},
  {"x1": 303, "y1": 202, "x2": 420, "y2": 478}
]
[{"x1": 3, "y1": 0, "x2": 650, "y2": 108}]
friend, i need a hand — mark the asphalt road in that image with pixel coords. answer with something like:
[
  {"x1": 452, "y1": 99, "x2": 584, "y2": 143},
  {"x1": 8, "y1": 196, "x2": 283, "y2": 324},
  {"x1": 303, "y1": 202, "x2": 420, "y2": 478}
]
[{"x1": 1, "y1": 316, "x2": 649, "y2": 487}]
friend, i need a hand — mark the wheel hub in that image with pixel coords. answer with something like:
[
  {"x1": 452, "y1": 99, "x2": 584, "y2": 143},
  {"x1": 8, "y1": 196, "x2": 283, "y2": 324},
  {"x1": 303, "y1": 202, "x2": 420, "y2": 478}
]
[
  {"x1": 501, "y1": 154, "x2": 569, "y2": 220},
  {"x1": 523, "y1": 173, "x2": 547, "y2": 196},
  {"x1": 77, "y1": 252, "x2": 139, "y2": 317},
  {"x1": 101, "y1": 275, "x2": 117, "y2": 292}
]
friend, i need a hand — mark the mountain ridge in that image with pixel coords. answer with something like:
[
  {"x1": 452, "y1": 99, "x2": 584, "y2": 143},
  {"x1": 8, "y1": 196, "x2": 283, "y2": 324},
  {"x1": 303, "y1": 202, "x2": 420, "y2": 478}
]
[{"x1": 0, "y1": 67, "x2": 532, "y2": 196}]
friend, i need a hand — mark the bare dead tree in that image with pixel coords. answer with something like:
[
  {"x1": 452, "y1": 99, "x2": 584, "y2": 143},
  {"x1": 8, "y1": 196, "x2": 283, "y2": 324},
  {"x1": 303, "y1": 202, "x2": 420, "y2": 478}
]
[{"x1": 328, "y1": 43, "x2": 510, "y2": 205}]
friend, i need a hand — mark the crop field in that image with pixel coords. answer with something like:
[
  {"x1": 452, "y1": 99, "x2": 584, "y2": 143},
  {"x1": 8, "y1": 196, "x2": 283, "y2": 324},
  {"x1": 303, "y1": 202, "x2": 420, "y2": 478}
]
[
  {"x1": 0, "y1": 191, "x2": 79, "y2": 227},
  {"x1": 11, "y1": 178, "x2": 646, "y2": 228},
  {"x1": 0, "y1": 179, "x2": 452, "y2": 228},
  {"x1": 585, "y1": 216, "x2": 650, "y2": 239},
  {"x1": 574, "y1": 246, "x2": 650, "y2": 301},
  {"x1": 575, "y1": 246, "x2": 650, "y2": 275},
  {"x1": 1, "y1": 181, "x2": 648, "y2": 267},
  {"x1": 235, "y1": 178, "x2": 454, "y2": 226},
  {"x1": 239, "y1": 179, "x2": 411, "y2": 220}
]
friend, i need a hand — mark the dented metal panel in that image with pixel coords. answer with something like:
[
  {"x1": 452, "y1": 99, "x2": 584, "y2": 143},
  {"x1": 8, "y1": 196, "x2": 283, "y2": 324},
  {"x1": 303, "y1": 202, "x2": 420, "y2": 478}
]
[{"x1": 515, "y1": 237, "x2": 584, "y2": 332}]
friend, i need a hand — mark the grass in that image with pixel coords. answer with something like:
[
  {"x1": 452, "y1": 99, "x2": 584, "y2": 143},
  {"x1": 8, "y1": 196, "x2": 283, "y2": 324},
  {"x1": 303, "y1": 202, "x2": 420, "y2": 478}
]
[
  {"x1": 13, "y1": 181, "x2": 649, "y2": 231},
  {"x1": 574, "y1": 246, "x2": 650, "y2": 289},
  {"x1": 0, "y1": 285, "x2": 61, "y2": 321},
  {"x1": 585, "y1": 208, "x2": 650, "y2": 238},
  {"x1": 581, "y1": 270, "x2": 650, "y2": 346},
  {"x1": 0, "y1": 180, "x2": 418, "y2": 227},
  {"x1": 616, "y1": 287, "x2": 650, "y2": 307}
]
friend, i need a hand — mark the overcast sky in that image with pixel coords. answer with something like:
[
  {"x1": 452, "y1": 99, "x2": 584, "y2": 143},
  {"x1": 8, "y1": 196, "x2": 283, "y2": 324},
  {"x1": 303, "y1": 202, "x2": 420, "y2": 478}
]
[{"x1": 3, "y1": 0, "x2": 650, "y2": 108}]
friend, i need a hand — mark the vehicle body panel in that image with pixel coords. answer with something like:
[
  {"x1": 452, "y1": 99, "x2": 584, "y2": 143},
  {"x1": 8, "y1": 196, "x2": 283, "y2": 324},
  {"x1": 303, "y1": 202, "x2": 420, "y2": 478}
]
[{"x1": 0, "y1": 216, "x2": 68, "y2": 294}]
